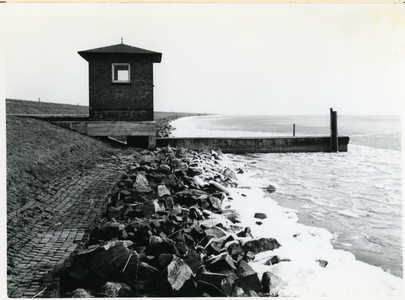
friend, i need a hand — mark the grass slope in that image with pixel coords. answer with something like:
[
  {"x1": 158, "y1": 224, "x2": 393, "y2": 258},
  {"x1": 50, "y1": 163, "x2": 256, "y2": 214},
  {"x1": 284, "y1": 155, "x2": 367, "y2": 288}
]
[
  {"x1": 6, "y1": 116, "x2": 121, "y2": 211},
  {"x1": 6, "y1": 115, "x2": 128, "y2": 272},
  {"x1": 6, "y1": 98, "x2": 206, "y2": 141},
  {"x1": 6, "y1": 99, "x2": 206, "y2": 121},
  {"x1": 6, "y1": 100, "x2": 204, "y2": 208},
  {"x1": 6, "y1": 99, "x2": 89, "y2": 115},
  {"x1": 6, "y1": 99, "x2": 204, "y2": 272}
]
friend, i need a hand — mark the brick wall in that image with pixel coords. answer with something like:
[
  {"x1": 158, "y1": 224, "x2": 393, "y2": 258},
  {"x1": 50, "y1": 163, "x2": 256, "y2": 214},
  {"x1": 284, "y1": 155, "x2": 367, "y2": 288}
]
[{"x1": 88, "y1": 55, "x2": 155, "y2": 121}]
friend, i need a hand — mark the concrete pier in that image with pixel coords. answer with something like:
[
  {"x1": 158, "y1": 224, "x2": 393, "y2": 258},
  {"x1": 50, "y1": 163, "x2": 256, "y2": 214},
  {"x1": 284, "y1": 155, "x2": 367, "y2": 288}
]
[
  {"x1": 156, "y1": 136, "x2": 349, "y2": 154},
  {"x1": 10, "y1": 113, "x2": 349, "y2": 153}
]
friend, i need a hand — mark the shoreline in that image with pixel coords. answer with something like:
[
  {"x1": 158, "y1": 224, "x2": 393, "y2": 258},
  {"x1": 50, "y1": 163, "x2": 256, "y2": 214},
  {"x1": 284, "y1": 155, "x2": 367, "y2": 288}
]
[
  {"x1": 155, "y1": 112, "x2": 208, "y2": 137},
  {"x1": 59, "y1": 146, "x2": 403, "y2": 297},
  {"x1": 58, "y1": 147, "x2": 287, "y2": 297},
  {"x1": 164, "y1": 117, "x2": 403, "y2": 296},
  {"x1": 219, "y1": 153, "x2": 403, "y2": 296},
  {"x1": 263, "y1": 191, "x2": 400, "y2": 278},
  {"x1": 169, "y1": 115, "x2": 402, "y2": 279},
  {"x1": 7, "y1": 106, "x2": 402, "y2": 296}
]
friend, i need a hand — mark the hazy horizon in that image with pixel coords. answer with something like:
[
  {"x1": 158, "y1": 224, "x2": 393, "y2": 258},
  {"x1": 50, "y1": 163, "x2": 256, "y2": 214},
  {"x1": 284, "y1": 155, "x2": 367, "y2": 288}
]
[
  {"x1": 4, "y1": 4, "x2": 405, "y2": 116},
  {"x1": 6, "y1": 97, "x2": 402, "y2": 117}
]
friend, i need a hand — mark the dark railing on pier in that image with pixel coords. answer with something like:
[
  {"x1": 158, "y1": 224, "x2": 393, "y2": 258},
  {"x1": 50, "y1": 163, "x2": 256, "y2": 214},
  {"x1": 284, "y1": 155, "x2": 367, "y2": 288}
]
[{"x1": 330, "y1": 108, "x2": 338, "y2": 152}]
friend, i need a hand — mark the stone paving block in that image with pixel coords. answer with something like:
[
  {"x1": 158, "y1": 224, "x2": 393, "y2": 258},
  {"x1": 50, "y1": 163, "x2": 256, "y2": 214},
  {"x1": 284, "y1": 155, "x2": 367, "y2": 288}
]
[
  {"x1": 8, "y1": 168, "x2": 124, "y2": 297},
  {"x1": 32, "y1": 257, "x2": 42, "y2": 262},
  {"x1": 23, "y1": 291, "x2": 38, "y2": 296},
  {"x1": 19, "y1": 282, "x2": 30, "y2": 288},
  {"x1": 29, "y1": 285, "x2": 41, "y2": 291},
  {"x1": 15, "y1": 253, "x2": 25, "y2": 259}
]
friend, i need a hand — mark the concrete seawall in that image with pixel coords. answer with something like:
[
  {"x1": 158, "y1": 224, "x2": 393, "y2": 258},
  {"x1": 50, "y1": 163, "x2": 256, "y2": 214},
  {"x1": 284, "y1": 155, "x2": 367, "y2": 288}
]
[
  {"x1": 156, "y1": 136, "x2": 350, "y2": 153},
  {"x1": 8, "y1": 114, "x2": 349, "y2": 153}
]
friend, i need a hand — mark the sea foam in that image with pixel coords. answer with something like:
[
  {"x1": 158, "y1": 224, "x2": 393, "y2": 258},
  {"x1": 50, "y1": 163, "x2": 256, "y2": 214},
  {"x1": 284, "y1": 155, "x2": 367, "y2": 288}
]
[
  {"x1": 222, "y1": 155, "x2": 404, "y2": 297},
  {"x1": 170, "y1": 117, "x2": 404, "y2": 297}
]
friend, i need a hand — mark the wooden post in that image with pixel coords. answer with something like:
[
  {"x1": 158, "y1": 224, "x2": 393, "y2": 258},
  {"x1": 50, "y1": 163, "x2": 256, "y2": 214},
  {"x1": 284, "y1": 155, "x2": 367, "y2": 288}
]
[
  {"x1": 293, "y1": 124, "x2": 296, "y2": 136},
  {"x1": 330, "y1": 108, "x2": 338, "y2": 152}
]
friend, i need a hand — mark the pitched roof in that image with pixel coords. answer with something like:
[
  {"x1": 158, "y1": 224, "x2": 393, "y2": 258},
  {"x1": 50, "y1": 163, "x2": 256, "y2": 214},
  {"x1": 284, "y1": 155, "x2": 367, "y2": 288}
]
[{"x1": 78, "y1": 43, "x2": 162, "y2": 63}]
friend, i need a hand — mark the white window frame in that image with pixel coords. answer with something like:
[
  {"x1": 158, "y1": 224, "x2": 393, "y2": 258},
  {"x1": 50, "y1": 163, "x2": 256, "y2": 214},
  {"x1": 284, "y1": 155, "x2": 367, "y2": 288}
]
[{"x1": 112, "y1": 63, "x2": 130, "y2": 83}]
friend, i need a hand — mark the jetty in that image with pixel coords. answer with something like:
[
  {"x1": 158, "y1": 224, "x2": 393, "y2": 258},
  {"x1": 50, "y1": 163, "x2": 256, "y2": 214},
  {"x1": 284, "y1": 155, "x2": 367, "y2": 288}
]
[
  {"x1": 155, "y1": 108, "x2": 348, "y2": 153},
  {"x1": 8, "y1": 109, "x2": 349, "y2": 153},
  {"x1": 156, "y1": 135, "x2": 349, "y2": 154}
]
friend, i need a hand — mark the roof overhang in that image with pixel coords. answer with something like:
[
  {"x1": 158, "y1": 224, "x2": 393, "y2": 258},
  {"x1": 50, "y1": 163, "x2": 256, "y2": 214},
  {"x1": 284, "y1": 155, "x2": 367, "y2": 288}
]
[{"x1": 78, "y1": 43, "x2": 162, "y2": 63}]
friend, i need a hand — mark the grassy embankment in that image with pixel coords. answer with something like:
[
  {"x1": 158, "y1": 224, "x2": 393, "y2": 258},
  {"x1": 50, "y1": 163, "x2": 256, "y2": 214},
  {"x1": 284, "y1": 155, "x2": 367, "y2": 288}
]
[
  {"x1": 6, "y1": 98, "x2": 205, "y2": 133},
  {"x1": 6, "y1": 99, "x2": 89, "y2": 115},
  {"x1": 6, "y1": 98, "x2": 203, "y2": 209},
  {"x1": 6, "y1": 99, "x2": 203, "y2": 269}
]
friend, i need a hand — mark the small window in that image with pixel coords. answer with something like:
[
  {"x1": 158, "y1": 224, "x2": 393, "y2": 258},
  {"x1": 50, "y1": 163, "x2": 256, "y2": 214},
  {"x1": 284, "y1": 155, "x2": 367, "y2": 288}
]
[{"x1": 112, "y1": 63, "x2": 130, "y2": 83}]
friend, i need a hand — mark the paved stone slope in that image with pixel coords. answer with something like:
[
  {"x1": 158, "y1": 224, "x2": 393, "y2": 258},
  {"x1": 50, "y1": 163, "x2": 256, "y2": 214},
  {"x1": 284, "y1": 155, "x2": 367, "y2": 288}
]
[{"x1": 7, "y1": 163, "x2": 125, "y2": 298}]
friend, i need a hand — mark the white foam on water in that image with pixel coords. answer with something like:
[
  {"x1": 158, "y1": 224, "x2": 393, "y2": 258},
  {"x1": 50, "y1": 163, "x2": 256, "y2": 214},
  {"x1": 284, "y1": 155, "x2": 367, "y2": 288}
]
[
  {"x1": 335, "y1": 242, "x2": 353, "y2": 248},
  {"x1": 218, "y1": 154, "x2": 404, "y2": 297},
  {"x1": 337, "y1": 210, "x2": 360, "y2": 218},
  {"x1": 308, "y1": 212, "x2": 325, "y2": 221},
  {"x1": 228, "y1": 181, "x2": 403, "y2": 297},
  {"x1": 171, "y1": 116, "x2": 403, "y2": 295}
]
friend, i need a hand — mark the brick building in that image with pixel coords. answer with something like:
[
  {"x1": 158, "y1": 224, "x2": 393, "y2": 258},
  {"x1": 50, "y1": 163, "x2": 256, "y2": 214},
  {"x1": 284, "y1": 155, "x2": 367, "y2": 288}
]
[
  {"x1": 77, "y1": 41, "x2": 162, "y2": 148},
  {"x1": 78, "y1": 42, "x2": 162, "y2": 121}
]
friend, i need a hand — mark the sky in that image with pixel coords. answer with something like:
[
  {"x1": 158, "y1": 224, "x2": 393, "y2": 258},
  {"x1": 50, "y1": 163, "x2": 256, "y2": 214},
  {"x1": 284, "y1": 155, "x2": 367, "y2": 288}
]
[{"x1": 3, "y1": 4, "x2": 405, "y2": 116}]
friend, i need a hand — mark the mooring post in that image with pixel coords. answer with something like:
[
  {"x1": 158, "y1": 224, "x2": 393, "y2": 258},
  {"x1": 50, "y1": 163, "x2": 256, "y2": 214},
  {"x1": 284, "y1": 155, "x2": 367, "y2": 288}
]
[
  {"x1": 293, "y1": 124, "x2": 296, "y2": 136},
  {"x1": 330, "y1": 108, "x2": 338, "y2": 152}
]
